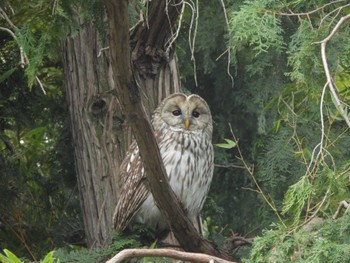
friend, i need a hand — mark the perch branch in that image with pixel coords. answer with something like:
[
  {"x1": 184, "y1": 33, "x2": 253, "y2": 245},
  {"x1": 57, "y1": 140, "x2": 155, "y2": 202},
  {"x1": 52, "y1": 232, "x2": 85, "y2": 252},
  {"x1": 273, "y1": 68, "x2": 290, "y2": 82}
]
[
  {"x1": 103, "y1": 0, "x2": 230, "y2": 259},
  {"x1": 107, "y1": 248, "x2": 235, "y2": 263}
]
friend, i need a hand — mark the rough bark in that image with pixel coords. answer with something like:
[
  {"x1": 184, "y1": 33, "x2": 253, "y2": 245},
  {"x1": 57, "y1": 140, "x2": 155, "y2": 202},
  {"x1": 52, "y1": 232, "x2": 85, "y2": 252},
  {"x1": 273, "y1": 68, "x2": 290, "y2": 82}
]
[
  {"x1": 62, "y1": 20, "x2": 123, "y2": 247},
  {"x1": 61, "y1": 2, "x2": 180, "y2": 247},
  {"x1": 130, "y1": 1, "x2": 181, "y2": 115},
  {"x1": 103, "y1": 0, "x2": 230, "y2": 259}
]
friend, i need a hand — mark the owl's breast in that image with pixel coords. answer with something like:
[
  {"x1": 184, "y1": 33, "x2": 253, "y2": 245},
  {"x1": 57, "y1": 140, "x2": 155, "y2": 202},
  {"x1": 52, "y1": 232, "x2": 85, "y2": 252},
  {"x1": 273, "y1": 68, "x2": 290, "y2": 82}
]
[{"x1": 159, "y1": 131, "x2": 214, "y2": 217}]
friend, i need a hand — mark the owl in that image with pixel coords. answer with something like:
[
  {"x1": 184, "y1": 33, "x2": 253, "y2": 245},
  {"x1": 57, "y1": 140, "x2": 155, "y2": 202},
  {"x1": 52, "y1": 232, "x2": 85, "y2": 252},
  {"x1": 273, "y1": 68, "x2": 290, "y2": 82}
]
[{"x1": 113, "y1": 93, "x2": 214, "y2": 234}]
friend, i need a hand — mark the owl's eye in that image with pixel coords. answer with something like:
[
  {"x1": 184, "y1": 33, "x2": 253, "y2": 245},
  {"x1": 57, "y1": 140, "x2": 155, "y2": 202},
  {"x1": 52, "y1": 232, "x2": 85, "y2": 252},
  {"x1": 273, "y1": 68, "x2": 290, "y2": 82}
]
[
  {"x1": 172, "y1": 109, "x2": 182, "y2": 116},
  {"x1": 192, "y1": 110, "x2": 200, "y2": 118}
]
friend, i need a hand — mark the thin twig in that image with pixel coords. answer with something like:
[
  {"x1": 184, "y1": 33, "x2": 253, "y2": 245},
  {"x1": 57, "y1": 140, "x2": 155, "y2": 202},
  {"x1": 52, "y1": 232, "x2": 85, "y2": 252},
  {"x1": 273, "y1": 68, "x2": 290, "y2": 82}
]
[
  {"x1": 184, "y1": 0, "x2": 199, "y2": 86},
  {"x1": 0, "y1": 7, "x2": 18, "y2": 29},
  {"x1": 306, "y1": 82, "x2": 327, "y2": 176},
  {"x1": 214, "y1": 163, "x2": 246, "y2": 169},
  {"x1": 319, "y1": 3, "x2": 350, "y2": 28},
  {"x1": 165, "y1": 1, "x2": 185, "y2": 54},
  {"x1": 0, "y1": 7, "x2": 46, "y2": 93},
  {"x1": 97, "y1": 46, "x2": 110, "y2": 57},
  {"x1": 228, "y1": 123, "x2": 286, "y2": 227},
  {"x1": 273, "y1": 0, "x2": 346, "y2": 17},
  {"x1": 219, "y1": 0, "x2": 234, "y2": 88},
  {"x1": 0, "y1": 26, "x2": 16, "y2": 37},
  {"x1": 35, "y1": 76, "x2": 46, "y2": 95},
  {"x1": 332, "y1": 200, "x2": 349, "y2": 220},
  {"x1": 316, "y1": 14, "x2": 350, "y2": 129}
]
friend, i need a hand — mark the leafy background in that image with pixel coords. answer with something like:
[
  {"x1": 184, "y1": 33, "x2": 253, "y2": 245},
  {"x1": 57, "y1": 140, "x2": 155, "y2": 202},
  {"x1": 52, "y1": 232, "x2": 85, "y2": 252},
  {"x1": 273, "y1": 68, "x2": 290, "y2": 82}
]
[{"x1": 1, "y1": 0, "x2": 350, "y2": 262}]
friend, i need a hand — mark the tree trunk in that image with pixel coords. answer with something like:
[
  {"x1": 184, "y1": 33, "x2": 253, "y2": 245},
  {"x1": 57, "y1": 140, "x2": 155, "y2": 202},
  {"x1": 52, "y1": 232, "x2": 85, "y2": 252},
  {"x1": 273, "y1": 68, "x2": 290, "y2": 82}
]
[
  {"x1": 61, "y1": 5, "x2": 180, "y2": 247},
  {"x1": 62, "y1": 20, "x2": 122, "y2": 247},
  {"x1": 104, "y1": 0, "x2": 230, "y2": 259}
]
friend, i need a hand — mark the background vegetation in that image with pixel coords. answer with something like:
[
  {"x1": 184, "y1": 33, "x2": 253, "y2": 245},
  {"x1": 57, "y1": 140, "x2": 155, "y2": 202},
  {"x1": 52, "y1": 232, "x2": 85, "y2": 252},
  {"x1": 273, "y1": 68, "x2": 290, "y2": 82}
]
[{"x1": 1, "y1": 0, "x2": 350, "y2": 262}]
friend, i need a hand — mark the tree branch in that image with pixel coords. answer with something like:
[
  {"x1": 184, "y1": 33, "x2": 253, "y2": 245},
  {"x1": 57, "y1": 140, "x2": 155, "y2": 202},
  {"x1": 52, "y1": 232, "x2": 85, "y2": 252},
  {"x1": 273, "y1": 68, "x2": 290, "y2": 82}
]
[
  {"x1": 333, "y1": 200, "x2": 350, "y2": 220},
  {"x1": 273, "y1": 0, "x2": 347, "y2": 17},
  {"x1": 103, "y1": 0, "x2": 230, "y2": 260},
  {"x1": 107, "y1": 248, "x2": 235, "y2": 263},
  {"x1": 317, "y1": 14, "x2": 350, "y2": 129},
  {"x1": 0, "y1": 7, "x2": 45, "y2": 94}
]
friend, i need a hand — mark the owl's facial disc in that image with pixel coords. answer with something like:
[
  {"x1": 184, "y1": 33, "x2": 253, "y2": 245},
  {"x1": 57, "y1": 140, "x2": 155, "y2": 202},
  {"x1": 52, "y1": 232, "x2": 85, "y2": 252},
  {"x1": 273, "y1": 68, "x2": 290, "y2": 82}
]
[{"x1": 160, "y1": 93, "x2": 211, "y2": 132}]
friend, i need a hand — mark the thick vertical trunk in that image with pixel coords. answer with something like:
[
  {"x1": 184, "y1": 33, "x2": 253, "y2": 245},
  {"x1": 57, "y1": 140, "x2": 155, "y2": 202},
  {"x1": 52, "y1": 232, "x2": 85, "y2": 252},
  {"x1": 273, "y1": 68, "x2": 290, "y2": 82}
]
[
  {"x1": 61, "y1": 4, "x2": 181, "y2": 247},
  {"x1": 62, "y1": 21, "x2": 122, "y2": 247}
]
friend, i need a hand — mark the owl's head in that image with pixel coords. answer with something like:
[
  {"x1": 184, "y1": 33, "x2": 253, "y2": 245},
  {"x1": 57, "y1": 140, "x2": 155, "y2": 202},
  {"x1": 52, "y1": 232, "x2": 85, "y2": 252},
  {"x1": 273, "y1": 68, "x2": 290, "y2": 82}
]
[{"x1": 153, "y1": 93, "x2": 212, "y2": 133}]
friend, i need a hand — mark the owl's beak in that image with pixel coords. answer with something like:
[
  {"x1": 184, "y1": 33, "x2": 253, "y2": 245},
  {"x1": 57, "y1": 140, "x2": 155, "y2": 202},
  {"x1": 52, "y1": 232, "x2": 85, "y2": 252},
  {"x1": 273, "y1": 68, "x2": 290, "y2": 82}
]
[{"x1": 184, "y1": 119, "x2": 190, "y2": 129}]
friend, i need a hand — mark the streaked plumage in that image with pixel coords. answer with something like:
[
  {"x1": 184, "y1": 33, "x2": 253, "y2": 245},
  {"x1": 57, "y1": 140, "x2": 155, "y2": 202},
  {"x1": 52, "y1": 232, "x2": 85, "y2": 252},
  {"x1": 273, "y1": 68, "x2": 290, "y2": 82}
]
[{"x1": 113, "y1": 93, "x2": 214, "y2": 233}]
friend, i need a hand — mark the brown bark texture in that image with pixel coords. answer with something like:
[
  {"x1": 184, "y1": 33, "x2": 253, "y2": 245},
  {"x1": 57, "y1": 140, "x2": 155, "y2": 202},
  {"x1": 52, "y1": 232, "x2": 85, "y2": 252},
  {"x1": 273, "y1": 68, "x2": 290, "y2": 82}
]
[
  {"x1": 104, "y1": 0, "x2": 230, "y2": 260},
  {"x1": 61, "y1": 1, "x2": 181, "y2": 247},
  {"x1": 62, "y1": 20, "x2": 122, "y2": 247}
]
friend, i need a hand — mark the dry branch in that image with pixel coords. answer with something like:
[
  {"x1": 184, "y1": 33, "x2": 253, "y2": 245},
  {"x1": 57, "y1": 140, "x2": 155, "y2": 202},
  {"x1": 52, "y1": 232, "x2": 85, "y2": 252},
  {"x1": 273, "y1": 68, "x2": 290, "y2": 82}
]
[
  {"x1": 318, "y1": 14, "x2": 350, "y2": 129},
  {"x1": 107, "y1": 248, "x2": 235, "y2": 263},
  {"x1": 333, "y1": 200, "x2": 350, "y2": 220}
]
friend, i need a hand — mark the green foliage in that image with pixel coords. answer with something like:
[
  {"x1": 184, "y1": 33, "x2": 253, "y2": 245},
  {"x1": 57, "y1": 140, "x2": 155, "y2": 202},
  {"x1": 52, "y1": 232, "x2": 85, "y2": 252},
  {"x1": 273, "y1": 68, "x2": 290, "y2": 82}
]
[
  {"x1": 215, "y1": 138, "x2": 237, "y2": 149},
  {"x1": 54, "y1": 233, "x2": 141, "y2": 263},
  {"x1": 0, "y1": 1, "x2": 80, "y2": 259},
  {"x1": 177, "y1": 0, "x2": 350, "y2": 260},
  {"x1": 0, "y1": 249, "x2": 22, "y2": 263},
  {"x1": 281, "y1": 176, "x2": 312, "y2": 226},
  {"x1": 245, "y1": 212, "x2": 350, "y2": 263},
  {"x1": 229, "y1": 0, "x2": 284, "y2": 57},
  {"x1": 0, "y1": 249, "x2": 58, "y2": 263},
  {"x1": 2, "y1": 0, "x2": 350, "y2": 261}
]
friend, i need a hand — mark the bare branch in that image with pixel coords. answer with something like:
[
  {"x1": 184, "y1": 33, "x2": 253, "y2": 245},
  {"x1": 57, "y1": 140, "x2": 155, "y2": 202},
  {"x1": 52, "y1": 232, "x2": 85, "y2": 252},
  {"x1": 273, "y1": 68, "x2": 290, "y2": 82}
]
[
  {"x1": 306, "y1": 82, "x2": 327, "y2": 176},
  {"x1": 165, "y1": 1, "x2": 185, "y2": 54},
  {"x1": 317, "y1": 14, "x2": 350, "y2": 129},
  {"x1": 183, "y1": 0, "x2": 199, "y2": 86},
  {"x1": 35, "y1": 76, "x2": 46, "y2": 95},
  {"x1": 0, "y1": 26, "x2": 16, "y2": 37},
  {"x1": 0, "y1": 7, "x2": 45, "y2": 93},
  {"x1": 319, "y1": 3, "x2": 350, "y2": 27},
  {"x1": 333, "y1": 200, "x2": 350, "y2": 220},
  {"x1": 0, "y1": 7, "x2": 18, "y2": 29},
  {"x1": 228, "y1": 124, "x2": 286, "y2": 227},
  {"x1": 106, "y1": 248, "x2": 236, "y2": 263},
  {"x1": 214, "y1": 163, "x2": 246, "y2": 169},
  {"x1": 219, "y1": 0, "x2": 234, "y2": 88},
  {"x1": 273, "y1": 0, "x2": 347, "y2": 17}
]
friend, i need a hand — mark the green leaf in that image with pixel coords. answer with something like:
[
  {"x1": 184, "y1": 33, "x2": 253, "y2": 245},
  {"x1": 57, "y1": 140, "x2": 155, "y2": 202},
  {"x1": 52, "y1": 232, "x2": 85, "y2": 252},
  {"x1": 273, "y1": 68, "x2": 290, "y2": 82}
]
[
  {"x1": 0, "y1": 253, "x2": 12, "y2": 263},
  {"x1": 0, "y1": 68, "x2": 17, "y2": 83},
  {"x1": 148, "y1": 240, "x2": 158, "y2": 249},
  {"x1": 215, "y1": 138, "x2": 237, "y2": 149},
  {"x1": 40, "y1": 251, "x2": 56, "y2": 263},
  {"x1": 0, "y1": 249, "x2": 22, "y2": 263}
]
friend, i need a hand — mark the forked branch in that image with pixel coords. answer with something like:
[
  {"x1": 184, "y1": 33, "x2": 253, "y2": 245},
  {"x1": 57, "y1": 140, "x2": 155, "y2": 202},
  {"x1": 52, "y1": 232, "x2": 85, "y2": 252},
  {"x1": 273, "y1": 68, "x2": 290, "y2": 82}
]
[{"x1": 317, "y1": 14, "x2": 350, "y2": 129}]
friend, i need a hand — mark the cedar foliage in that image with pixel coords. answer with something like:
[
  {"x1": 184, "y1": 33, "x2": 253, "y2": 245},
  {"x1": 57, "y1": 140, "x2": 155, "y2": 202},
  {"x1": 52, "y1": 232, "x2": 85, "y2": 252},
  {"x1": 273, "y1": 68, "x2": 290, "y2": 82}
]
[{"x1": 1, "y1": 0, "x2": 350, "y2": 262}]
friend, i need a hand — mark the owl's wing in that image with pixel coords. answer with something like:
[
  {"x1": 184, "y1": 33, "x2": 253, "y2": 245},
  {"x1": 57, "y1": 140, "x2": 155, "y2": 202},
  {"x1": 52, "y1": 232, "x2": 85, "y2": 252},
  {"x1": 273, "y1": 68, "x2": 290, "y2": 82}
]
[{"x1": 113, "y1": 141, "x2": 149, "y2": 231}]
